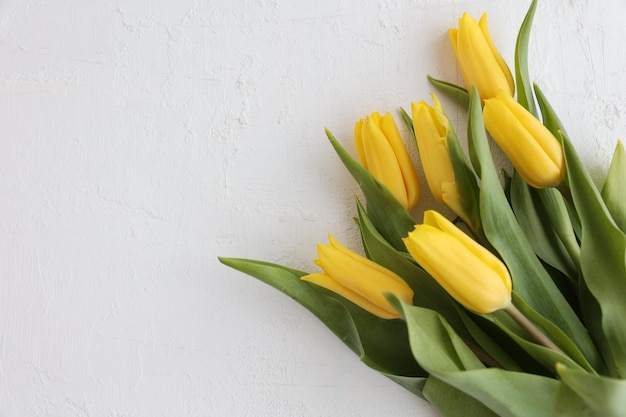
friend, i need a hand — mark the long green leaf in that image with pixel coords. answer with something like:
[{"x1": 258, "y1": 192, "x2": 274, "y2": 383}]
[
  {"x1": 485, "y1": 294, "x2": 596, "y2": 375},
  {"x1": 390, "y1": 298, "x2": 559, "y2": 417},
  {"x1": 355, "y1": 199, "x2": 465, "y2": 330},
  {"x1": 555, "y1": 364, "x2": 626, "y2": 417},
  {"x1": 560, "y1": 134, "x2": 626, "y2": 378},
  {"x1": 424, "y1": 376, "x2": 499, "y2": 417},
  {"x1": 427, "y1": 75, "x2": 469, "y2": 108},
  {"x1": 325, "y1": 129, "x2": 416, "y2": 250},
  {"x1": 218, "y1": 258, "x2": 428, "y2": 389},
  {"x1": 533, "y1": 84, "x2": 582, "y2": 238},
  {"x1": 219, "y1": 257, "x2": 362, "y2": 353},
  {"x1": 601, "y1": 140, "x2": 626, "y2": 233},
  {"x1": 514, "y1": 0, "x2": 538, "y2": 115},
  {"x1": 511, "y1": 174, "x2": 579, "y2": 281},
  {"x1": 466, "y1": 86, "x2": 599, "y2": 369},
  {"x1": 357, "y1": 200, "x2": 521, "y2": 371}
]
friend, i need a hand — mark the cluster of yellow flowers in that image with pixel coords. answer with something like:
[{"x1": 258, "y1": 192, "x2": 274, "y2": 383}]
[
  {"x1": 301, "y1": 12, "x2": 563, "y2": 318},
  {"x1": 223, "y1": 3, "x2": 626, "y2": 413}
]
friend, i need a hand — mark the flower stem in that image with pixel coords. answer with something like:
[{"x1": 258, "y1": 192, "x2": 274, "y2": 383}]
[
  {"x1": 504, "y1": 304, "x2": 565, "y2": 355},
  {"x1": 557, "y1": 182, "x2": 574, "y2": 209}
]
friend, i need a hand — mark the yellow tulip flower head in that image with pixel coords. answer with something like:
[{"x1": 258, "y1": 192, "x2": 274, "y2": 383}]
[
  {"x1": 355, "y1": 112, "x2": 420, "y2": 211},
  {"x1": 450, "y1": 13, "x2": 515, "y2": 101},
  {"x1": 411, "y1": 94, "x2": 466, "y2": 222},
  {"x1": 302, "y1": 234, "x2": 414, "y2": 319},
  {"x1": 483, "y1": 90, "x2": 565, "y2": 188},
  {"x1": 403, "y1": 211, "x2": 512, "y2": 314}
]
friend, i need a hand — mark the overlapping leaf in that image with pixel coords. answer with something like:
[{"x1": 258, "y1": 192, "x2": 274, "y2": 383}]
[
  {"x1": 389, "y1": 297, "x2": 560, "y2": 417},
  {"x1": 601, "y1": 140, "x2": 626, "y2": 233},
  {"x1": 555, "y1": 364, "x2": 626, "y2": 417},
  {"x1": 218, "y1": 257, "x2": 428, "y2": 396},
  {"x1": 466, "y1": 87, "x2": 601, "y2": 371},
  {"x1": 325, "y1": 129, "x2": 415, "y2": 251}
]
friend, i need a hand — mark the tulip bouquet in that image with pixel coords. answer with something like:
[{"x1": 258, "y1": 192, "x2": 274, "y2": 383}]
[{"x1": 219, "y1": 1, "x2": 626, "y2": 416}]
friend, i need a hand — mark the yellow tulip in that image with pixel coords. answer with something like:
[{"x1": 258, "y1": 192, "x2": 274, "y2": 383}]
[
  {"x1": 302, "y1": 234, "x2": 414, "y2": 319},
  {"x1": 449, "y1": 13, "x2": 515, "y2": 101},
  {"x1": 403, "y1": 211, "x2": 512, "y2": 314},
  {"x1": 411, "y1": 94, "x2": 466, "y2": 222},
  {"x1": 355, "y1": 112, "x2": 420, "y2": 210},
  {"x1": 483, "y1": 90, "x2": 565, "y2": 188}
]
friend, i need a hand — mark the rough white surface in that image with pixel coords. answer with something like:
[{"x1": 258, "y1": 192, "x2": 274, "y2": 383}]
[{"x1": 1, "y1": 0, "x2": 624, "y2": 416}]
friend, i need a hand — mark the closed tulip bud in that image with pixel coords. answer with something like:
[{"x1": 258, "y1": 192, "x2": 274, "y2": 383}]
[
  {"x1": 403, "y1": 211, "x2": 512, "y2": 314},
  {"x1": 302, "y1": 234, "x2": 414, "y2": 319},
  {"x1": 450, "y1": 13, "x2": 515, "y2": 101},
  {"x1": 355, "y1": 112, "x2": 420, "y2": 211},
  {"x1": 411, "y1": 94, "x2": 466, "y2": 222},
  {"x1": 483, "y1": 90, "x2": 565, "y2": 188}
]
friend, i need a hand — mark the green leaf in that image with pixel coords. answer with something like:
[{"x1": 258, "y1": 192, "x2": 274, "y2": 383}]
[
  {"x1": 387, "y1": 375, "x2": 428, "y2": 399},
  {"x1": 218, "y1": 257, "x2": 428, "y2": 390},
  {"x1": 438, "y1": 368, "x2": 559, "y2": 417},
  {"x1": 466, "y1": 86, "x2": 600, "y2": 370},
  {"x1": 219, "y1": 257, "x2": 362, "y2": 352},
  {"x1": 357, "y1": 200, "x2": 523, "y2": 371},
  {"x1": 399, "y1": 107, "x2": 414, "y2": 134},
  {"x1": 514, "y1": 0, "x2": 538, "y2": 115},
  {"x1": 390, "y1": 298, "x2": 560, "y2": 417},
  {"x1": 560, "y1": 134, "x2": 626, "y2": 378},
  {"x1": 389, "y1": 301, "x2": 485, "y2": 372},
  {"x1": 510, "y1": 174, "x2": 580, "y2": 281},
  {"x1": 555, "y1": 364, "x2": 626, "y2": 417},
  {"x1": 446, "y1": 113, "x2": 483, "y2": 237},
  {"x1": 533, "y1": 84, "x2": 582, "y2": 239},
  {"x1": 601, "y1": 140, "x2": 626, "y2": 233},
  {"x1": 355, "y1": 200, "x2": 460, "y2": 320},
  {"x1": 424, "y1": 376, "x2": 499, "y2": 417},
  {"x1": 325, "y1": 129, "x2": 416, "y2": 250},
  {"x1": 427, "y1": 75, "x2": 469, "y2": 108},
  {"x1": 455, "y1": 308, "x2": 525, "y2": 372},
  {"x1": 490, "y1": 294, "x2": 597, "y2": 374}
]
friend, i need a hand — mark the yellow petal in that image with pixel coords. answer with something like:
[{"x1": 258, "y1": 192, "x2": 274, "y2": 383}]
[
  {"x1": 483, "y1": 91, "x2": 564, "y2": 188},
  {"x1": 315, "y1": 235, "x2": 414, "y2": 312},
  {"x1": 302, "y1": 273, "x2": 400, "y2": 319},
  {"x1": 452, "y1": 13, "x2": 514, "y2": 100},
  {"x1": 478, "y1": 13, "x2": 515, "y2": 95},
  {"x1": 379, "y1": 113, "x2": 420, "y2": 210},
  {"x1": 404, "y1": 211, "x2": 512, "y2": 313},
  {"x1": 362, "y1": 117, "x2": 409, "y2": 209},
  {"x1": 411, "y1": 98, "x2": 455, "y2": 204}
]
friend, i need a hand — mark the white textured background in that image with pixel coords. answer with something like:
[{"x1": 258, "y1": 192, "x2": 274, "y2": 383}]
[{"x1": 1, "y1": 1, "x2": 625, "y2": 416}]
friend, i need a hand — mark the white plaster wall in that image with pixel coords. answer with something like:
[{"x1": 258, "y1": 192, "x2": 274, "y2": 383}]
[{"x1": 1, "y1": 0, "x2": 624, "y2": 416}]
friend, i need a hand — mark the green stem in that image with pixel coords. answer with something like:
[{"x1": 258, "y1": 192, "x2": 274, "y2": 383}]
[
  {"x1": 557, "y1": 182, "x2": 574, "y2": 210},
  {"x1": 504, "y1": 303, "x2": 565, "y2": 356}
]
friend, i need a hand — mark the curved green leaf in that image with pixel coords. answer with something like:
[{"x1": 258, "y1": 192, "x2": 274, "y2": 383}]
[
  {"x1": 390, "y1": 298, "x2": 559, "y2": 417},
  {"x1": 467, "y1": 86, "x2": 599, "y2": 369},
  {"x1": 511, "y1": 174, "x2": 580, "y2": 281},
  {"x1": 560, "y1": 134, "x2": 626, "y2": 378},
  {"x1": 533, "y1": 84, "x2": 582, "y2": 238},
  {"x1": 601, "y1": 140, "x2": 626, "y2": 233},
  {"x1": 325, "y1": 129, "x2": 416, "y2": 250},
  {"x1": 424, "y1": 376, "x2": 499, "y2": 417},
  {"x1": 555, "y1": 364, "x2": 626, "y2": 417},
  {"x1": 427, "y1": 75, "x2": 469, "y2": 108},
  {"x1": 218, "y1": 257, "x2": 427, "y2": 388},
  {"x1": 488, "y1": 294, "x2": 597, "y2": 374},
  {"x1": 446, "y1": 116, "x2": 483, "y2": 238},
  {"x1": 514, "y1": 0, "x2": 538, "y2": 115}
]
